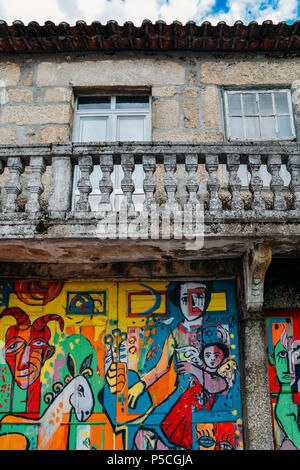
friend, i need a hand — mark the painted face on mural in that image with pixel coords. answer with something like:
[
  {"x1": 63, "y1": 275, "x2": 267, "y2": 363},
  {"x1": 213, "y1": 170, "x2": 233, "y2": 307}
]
[
  {"x1": 203, "y1": 345, "x2": 225, "y2": 371},
  {"x1": 273, "y1": 341, "x2": 291, "y2": 385},
  {"x1": 179, "y1": 282, "x2": 208, "y2": 320},
  {"x1": 3, "y1": 326, "x2": 54, "y2": 390}
]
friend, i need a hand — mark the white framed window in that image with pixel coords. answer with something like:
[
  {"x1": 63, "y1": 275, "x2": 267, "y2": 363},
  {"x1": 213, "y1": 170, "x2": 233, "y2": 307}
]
[
  {"x1": 73, "y1": 94, "x2": 151, "y2": 211},
  {"x1": 224, "y1": 89, "x2": 296, "y2": 141}
]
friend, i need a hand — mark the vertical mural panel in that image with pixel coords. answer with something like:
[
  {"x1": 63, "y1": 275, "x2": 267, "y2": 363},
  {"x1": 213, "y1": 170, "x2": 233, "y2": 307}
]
[
  {"x1": 102, "y1": 280, "x2": 243, "y2": 450},
  {"x1": 0, "y1": 279, "x2": 243, "y2": 450},
  {"x1": 265, "y1": 310, "x2": 300, "y2": 450},
  {"x1": 0, "y1": 281, "x2": 118, "y2": 450}
]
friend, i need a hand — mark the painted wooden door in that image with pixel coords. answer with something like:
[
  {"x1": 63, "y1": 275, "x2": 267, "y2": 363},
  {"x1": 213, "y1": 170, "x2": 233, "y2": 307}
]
[
  {"x1": 265, "y1": 310, "x2": 300, "y2": 450},
  {"x1": 0, "y1": 279, "x2": 243, "y2": 450}
]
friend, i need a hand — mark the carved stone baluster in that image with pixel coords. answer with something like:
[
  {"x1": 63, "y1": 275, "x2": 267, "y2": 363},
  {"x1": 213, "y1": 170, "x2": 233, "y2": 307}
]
[
  {"x1": 248, "y1": 155, "x2": 265, "y2": 211},
  {"x1": 75, "y1": 155, "x2": 93, "y2": 212},
  {"x1": 287, "y1": 154, "x2": 300, "y2": 210},
  {"x1": 121, "y1": 155, "x2": 135, "y2": 215},
  {"x1": 205, "y1": 154, "x2": 221, "y2": 212},
  {"x1": 267, "y1": 154, "x2": 286, "y2": 211},
  {"x1": 143, "y1": 155, "x2": 156, "y2": 211},
  {"x1": 3, "y1": 157, "x2": 25, "y2": 213},
  {"x1": 98, "y1": 154, "x2": 113, "y2": 214},
  {"x1": 164, "y1": 154, "x2": 178, "y2": 215},
  {"x1": 25, "y1": 156, "x2": 46, "y2": 214},
  {"x1": 185, "y1": 154, "x2": 199, "y2": 208},
  {"x1": 48, "y1": 144, "x2": 73, "y2": 217},
  {"x1": 227, "y1": 154, "x2": 244, "y2": 211}
]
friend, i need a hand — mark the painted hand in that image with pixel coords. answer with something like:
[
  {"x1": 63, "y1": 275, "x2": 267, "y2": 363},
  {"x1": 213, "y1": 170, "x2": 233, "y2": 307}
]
[
  {"x1": 128, "y1": 381, "x2": 145, "y2": 409},
  {"x1": 176, "y1": 361, "x2": 194, "y2": 375},
  {"x1": 106, "y1": 363, "x2": 127, "y2": 394}
]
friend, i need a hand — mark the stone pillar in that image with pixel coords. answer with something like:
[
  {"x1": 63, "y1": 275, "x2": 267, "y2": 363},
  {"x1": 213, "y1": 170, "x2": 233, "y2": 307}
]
[
  {"x1": 48, "y1": 143, "x2": 73, "y2": 217},
  {"x1": 241, "y1": 243, "x2": 274, "y2": 450}
]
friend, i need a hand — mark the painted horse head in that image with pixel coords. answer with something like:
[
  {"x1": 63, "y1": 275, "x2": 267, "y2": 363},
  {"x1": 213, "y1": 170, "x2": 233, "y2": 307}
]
[{"x1": 65, "y1": 353, "x2": 94, "y2": 422}]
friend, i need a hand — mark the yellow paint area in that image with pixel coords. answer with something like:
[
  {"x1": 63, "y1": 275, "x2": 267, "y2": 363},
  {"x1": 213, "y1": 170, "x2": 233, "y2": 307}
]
[
  {"x1": 207, "y1": 292, "x2": 227, "y2": 311},
  {"x1": 129, "y1": 292, "x2": 167, "y2": 317}
]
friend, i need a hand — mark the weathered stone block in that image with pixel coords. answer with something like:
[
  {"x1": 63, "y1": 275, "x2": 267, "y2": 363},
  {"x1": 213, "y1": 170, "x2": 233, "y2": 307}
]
[
  {"x1": 0, "y1": 127, "x2": 17, "y2": 144},
  {"x1": 201, "y1": 60, "x2": 300, "y2": 85},
  {"x1": 0, "y1": 104, "x2": 73, "y2": 125},
  {"x1": 38, "y1": 126, "x2": 70, "y2": 143},
  {"x1": 0, "y1": 62, "x2": 21, "y2": 86},
  {"x1": 44, "y1": 87, "x2": 73, "y2": 102},
  {"x1": 152, "y1": 99, "x2": 180, "y2": 129},
  {"x1": 7, "y1": 88, "x2": 33, "y2": 103},
  {"x1": 201, "y1": 85, "x2": 220, "y2": 128},
  {"x1": 188, "y1": 69, "x2": 197, "y2": 86},
  {"x1": 152, "y1": 86, "x2": 177, "y2": 97},
  {"x1": 23, "y1": 70, "x2": 34, "y2": 86},
  {"x1": 182, "y1": 100, "x2": 199, "y2": 128},
  {"x1": 152, "y1": 129, "x2": 224, "y2": 142},
  {"x1": 36, "y1": 59, "x2": 185, "y2": 87},
  {"x1": 182, "y1": 89, "x2": 198, "y2": 97}
]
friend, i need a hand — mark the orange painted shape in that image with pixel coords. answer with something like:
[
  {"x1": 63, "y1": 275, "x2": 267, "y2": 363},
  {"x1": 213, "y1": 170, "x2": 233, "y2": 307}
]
[{"x1": 0, "y1": 433, "x2": 28, "y2": 450}]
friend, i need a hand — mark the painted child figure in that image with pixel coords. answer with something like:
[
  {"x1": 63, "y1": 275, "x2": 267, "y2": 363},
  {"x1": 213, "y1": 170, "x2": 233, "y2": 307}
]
[{"x1": 160, "y1": 326, "x2": 238, "y2": 449}]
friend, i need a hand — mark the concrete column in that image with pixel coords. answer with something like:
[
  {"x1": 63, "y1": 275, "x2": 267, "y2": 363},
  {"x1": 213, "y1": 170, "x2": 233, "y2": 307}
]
[
  {"x1": 48, "y1": 143, "x2": 73, "y2": 217},
  {"x1": 241, "y1": 310, "x2": 274, "y2": 450},
  {"x1": 241, "y1": 243, "x2": 274, "y2": 450}
]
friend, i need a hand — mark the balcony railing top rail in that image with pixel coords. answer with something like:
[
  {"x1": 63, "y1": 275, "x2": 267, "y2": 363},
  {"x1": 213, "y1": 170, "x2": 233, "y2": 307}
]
[
  {"x1": 1, "y1": 141, "x2": 300, "y2": 161},
  {"x1": 0, "y1": 141, "x2": 299, "y2": 225}
]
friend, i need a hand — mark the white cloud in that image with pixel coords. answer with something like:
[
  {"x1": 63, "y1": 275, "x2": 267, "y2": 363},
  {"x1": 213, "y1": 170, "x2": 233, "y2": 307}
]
[
  {"x1": 160, "y1": 0, "x2": 216, "y2": 23},
  {"x1": 0, "y1": 0, "x2": 298, "y2": 25},
  {"x1": 76, "y1": 0, "x2": 160, "y2": 24},
  {"x1": 255, "y1": 0, "x2": 298, "y2": 23},
  {"x1": 0, "y1": 0, "x2": 68, "y2": 24},
  {"x1": 204, "y1": 0, "x2": 298, "y2": 25}
]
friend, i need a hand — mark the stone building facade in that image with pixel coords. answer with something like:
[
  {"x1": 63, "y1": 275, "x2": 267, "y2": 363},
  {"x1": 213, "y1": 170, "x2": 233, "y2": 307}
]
[{"x1": 0, "y1": 19, "x2": 299, "y2": 451}]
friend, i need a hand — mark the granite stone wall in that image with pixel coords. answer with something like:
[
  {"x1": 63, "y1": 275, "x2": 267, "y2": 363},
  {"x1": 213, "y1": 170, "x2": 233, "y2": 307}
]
[{"x1": 1, "y1": 51, "x2": 300, "y2": 145}]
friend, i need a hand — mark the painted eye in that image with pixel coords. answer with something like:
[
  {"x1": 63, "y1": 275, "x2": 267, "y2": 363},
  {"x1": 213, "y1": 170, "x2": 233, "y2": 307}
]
[
  {"x1": 5, "y1": 340, "x2": 24, "y2": 354},
  {"x1": 278, "y1": 351, "x2": 288, "y2": 358},
  {"x1": 198, "y1": 436, "x2": 215, "y2": 448},
  {"x1": 78, "y1": 384, "x2": 85, "y2": 397},
  {"x1": 218, "y1": 441, "x2": 234, "y2": 450},
  {"x1": 30, "y1": 339, "x2": 48, "y2": 349}
]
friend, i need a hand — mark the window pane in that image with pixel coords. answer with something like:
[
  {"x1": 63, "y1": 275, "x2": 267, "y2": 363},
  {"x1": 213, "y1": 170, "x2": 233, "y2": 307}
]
[
  {"x1": 260, "y1": 116, "x2": 276, "y2": 138},
  {"x1": 245, "y1": 116, "x2": 260, "y2": 139},
  {"x1": 80, "y1": 116, "x2": 108, "y2": 141},
  {"x1": 116, "y1": 96, "x2": 149, "y2": 109},
  {"x1": 227, "y1": 94, "x2": 241, "y2": 115},
  {"x1": 117, "y1": 116, "x2": 146, "y2": 141},
  {"x1": 259, "y1": 94, "x2": 273, "y2": 115},
  {"x1": 275, "y1": 93, "x2": 289, "y2": 114},
  {"x1": 277, "y1": 115, "x2": 293, "y2": 137},
  {"x1": 229, "y1": 116, "x2": 244, "y2": 139},
  {"x1": 77, "y1": 96, "x2": 111, "y2": 110},
  {"x1": 243, "y1": 94, "x2": 258, "y2": 115}
]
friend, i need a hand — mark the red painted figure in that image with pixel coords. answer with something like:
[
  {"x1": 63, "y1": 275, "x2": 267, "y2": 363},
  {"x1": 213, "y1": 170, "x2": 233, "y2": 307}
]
[{"x1": 0, "y1": 307, "x2": 64, "y2": 417}]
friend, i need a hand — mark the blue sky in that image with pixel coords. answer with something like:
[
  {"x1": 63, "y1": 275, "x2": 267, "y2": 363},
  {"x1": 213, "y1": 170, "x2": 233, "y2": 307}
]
[{"x1": 0, "y1": 0, "x2": 299, "y2": 25}]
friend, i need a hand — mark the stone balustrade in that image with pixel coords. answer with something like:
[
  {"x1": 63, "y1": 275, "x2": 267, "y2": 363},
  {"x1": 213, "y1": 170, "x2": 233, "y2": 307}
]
[{"x1": 0, "y1": 142, "x2": 300, "y2": 239}]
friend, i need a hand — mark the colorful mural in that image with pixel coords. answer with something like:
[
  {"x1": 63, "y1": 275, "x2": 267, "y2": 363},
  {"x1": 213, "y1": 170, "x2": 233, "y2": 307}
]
[
  {"x1": 265, "y1": 310, "x2": 300, "y2": 450},
  {"x1": 0, "y1": 279, "x2": 243, "y2": 450}
]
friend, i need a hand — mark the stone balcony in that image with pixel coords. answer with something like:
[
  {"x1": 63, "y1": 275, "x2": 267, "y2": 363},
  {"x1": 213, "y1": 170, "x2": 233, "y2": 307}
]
[{"x1": 0, "y1": 141, "x2": 299, "y2": 279}]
